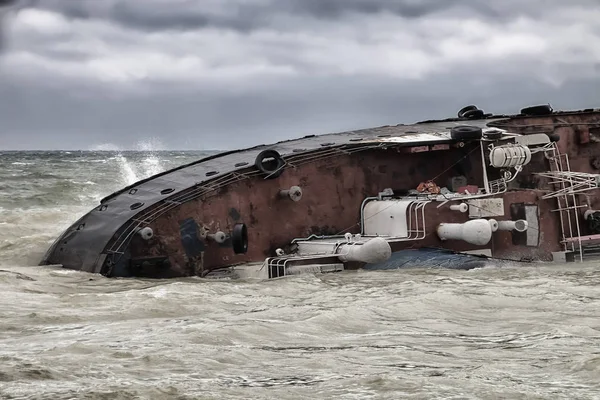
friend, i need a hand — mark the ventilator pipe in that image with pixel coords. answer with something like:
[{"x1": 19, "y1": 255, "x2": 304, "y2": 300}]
[
  {"x1": 207, "y1": 231, "x2": 227, "y2": 244},
  {"x1": 437, "y1": 219, "x2": 493, "y2": 246},
  {"x1": 279, "y1": 186, "x2": 303, "y2": 202},
  {"x1": 337, "y1": 237, "x2": 391, "y2": 264},
  {"x1": 497, "y1": 220, "x2": 529, "y2": 232},
  {"x1": 450, "y1": 203, "x2": 468, "y2": 213},
  {"x1": 138, "y1": 227, "x2": 154, "y2": 240}
]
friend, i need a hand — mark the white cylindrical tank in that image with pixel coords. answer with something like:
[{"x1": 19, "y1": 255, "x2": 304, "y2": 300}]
[
  {"x1": 497, "y1": 220, "x2": 528, "y2": 232},
  {"x1": 489, "y1": 145, "x2": 532, "y2": 168},
  {"x1": 337, "y1": 237, "x2": 392, "y2": 264},
  {"x1": 437, "y1": 219, "x2": 493, "y2": 246}
]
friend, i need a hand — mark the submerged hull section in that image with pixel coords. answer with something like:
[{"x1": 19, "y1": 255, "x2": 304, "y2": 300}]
[
  {"x1": 363, "y1": 248, "x2": 497, "y2": 270},
  {"x1": 40, "y1": 106, "x2": 600, "y2": 278}
]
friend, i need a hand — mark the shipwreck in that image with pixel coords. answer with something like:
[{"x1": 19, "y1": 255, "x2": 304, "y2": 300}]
[{"x1": 41, "y1": 104, "x2": 600, "y2": 279}]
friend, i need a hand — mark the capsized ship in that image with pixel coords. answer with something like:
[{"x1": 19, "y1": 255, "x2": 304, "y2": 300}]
[{"x1": 41, "y1": 104, "x2": 600, "y2": 278}]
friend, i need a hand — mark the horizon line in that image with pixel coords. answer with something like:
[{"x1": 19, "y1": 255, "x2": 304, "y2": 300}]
[{"x1": 0, "y1": 149, "x2": 226, "y2": 152}]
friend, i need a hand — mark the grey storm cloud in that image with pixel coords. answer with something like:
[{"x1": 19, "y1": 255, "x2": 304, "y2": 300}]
[
  {"x1": 23, "y1": 0, "x2": 466, "y2": 31},
  {"x1": 16, "y1": 0, "x2": 600, "y2": 31},
  {"x1": 0, "y1": 0, "x2": 16, "y2": 50},
  {"x1": 0, "y1": 0, "x2": 599, "y2": 150}
]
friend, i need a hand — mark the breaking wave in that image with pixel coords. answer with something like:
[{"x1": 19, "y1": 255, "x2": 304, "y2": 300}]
[{"x1": 0, "y1": 150, "x2": 210, "y2": 267}]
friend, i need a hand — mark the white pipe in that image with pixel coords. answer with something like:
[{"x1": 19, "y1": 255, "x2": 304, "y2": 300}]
[
  {"x1": 497, "y1": 220, "x2": 528, "y2": 232},
  {"x1": 337, "y1": 237, "x2": 391, "y2": 264},
  {"x1": 450, "y1": 203, "x2": 468, "y2": 213},
  {"x1": 208, "y1": 231, "x2": 227, "y2": 243},
  {"x1": 279, "y1": 186, "x2": 303, "y2": 202},
  {"x1": 481, "y1": 141, "x2": 491, "y2": 194},
  {"x1": 584, "y1": 210, "x2": 599, "y2": 220},
  {"x1": 488, "y1": 219, "x2": 499, "y2": 232},
  {"x1": 437, "y1": 219, "x2": 493, "y2": 246}
]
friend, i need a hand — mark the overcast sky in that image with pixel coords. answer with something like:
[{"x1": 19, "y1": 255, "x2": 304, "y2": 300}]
[{"x1": 0, "y1": 0, "x2": 599, "y2": 150}]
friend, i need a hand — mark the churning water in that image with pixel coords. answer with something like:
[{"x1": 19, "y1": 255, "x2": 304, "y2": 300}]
[{"x1": 1, "y1": 151, "x2": 600, "y2": 400}]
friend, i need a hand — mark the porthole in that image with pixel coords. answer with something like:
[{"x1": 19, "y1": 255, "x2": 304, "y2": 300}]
[{"x1": 130, "y1": 202, "x2": 144, "y2": 210}]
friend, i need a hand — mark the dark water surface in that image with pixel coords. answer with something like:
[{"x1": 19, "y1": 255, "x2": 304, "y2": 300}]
[{"x1": 1, "y1": 151, "x2": 599, "y2": 399}]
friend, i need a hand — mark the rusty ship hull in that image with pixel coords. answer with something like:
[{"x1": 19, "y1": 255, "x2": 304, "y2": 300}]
[{"x1": 40, "y1": 105, "x2": 600, "y2": 279}]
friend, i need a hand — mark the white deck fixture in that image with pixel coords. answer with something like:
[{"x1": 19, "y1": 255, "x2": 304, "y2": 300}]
[
  {"x1": 138, "y1": 227, "x2": 154, "y2": 240},
  {"x1": 488, "y1": 219, "x2": 499, "y2": 232},
  {"x1": 337, "y1": 237, "x2": 392, "y2": 264},
  {"x1": 362, "y1": 199, "x2": 429, "y2": 240},
  {"x1": 497, "y1": 220, "x2": 529, "y2": 232},
  {"x1": 450, "y1": 203, "x2": 469, "y2": 213},
  {"x1": 489, "y1": 144, "x2": 532, "y2": 168},
  {"x1": 584, "y1": 210, "x2": 598, "y2": 219},
  {"x1": 296, "y1": 236, "x2": 392, "y2": 264},
  {"x1": 279, "y1": 185, "x2": 303, "y2": 202},
  {"x1": 437, "y1": 219, "x2": 495, "y2": 246},
  {"x1": 363, "y1": 200, "x2": 412, "y2": 237}
]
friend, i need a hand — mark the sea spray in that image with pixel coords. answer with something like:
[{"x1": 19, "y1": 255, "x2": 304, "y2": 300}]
[{"x1": 0, "y1": 150, "x2": 208, "y2": 267}]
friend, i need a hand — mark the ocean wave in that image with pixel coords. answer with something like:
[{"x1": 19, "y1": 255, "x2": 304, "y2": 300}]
[{"x1": 0, "y1": 151, "x2": 203, "y2": 267}]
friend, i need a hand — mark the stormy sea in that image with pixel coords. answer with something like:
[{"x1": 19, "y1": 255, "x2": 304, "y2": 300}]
[{"x1": 1, "y1": 150, "x2": 599, "y2": 400}]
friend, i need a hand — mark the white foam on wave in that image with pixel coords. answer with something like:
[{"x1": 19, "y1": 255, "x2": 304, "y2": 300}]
[
  {"x1": 115, "y1": 153, "x2": 139, "y2": 186},
  {"x1": 0, "y1": 146, "x2": 193, "y2": 267},
  {"x1": 0, "y1": 206, "x2": 88, "y2": 267},
  {"x1": 141, "y1": 154, "x2": 164, "y2": 178}
]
